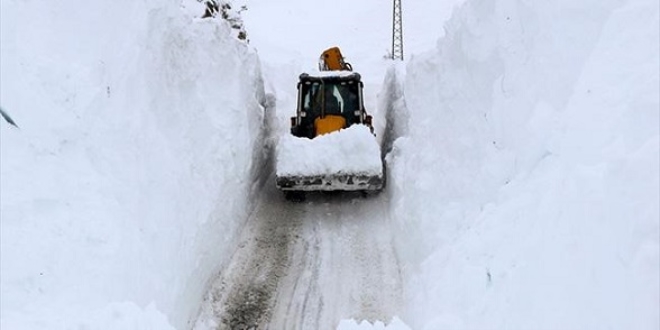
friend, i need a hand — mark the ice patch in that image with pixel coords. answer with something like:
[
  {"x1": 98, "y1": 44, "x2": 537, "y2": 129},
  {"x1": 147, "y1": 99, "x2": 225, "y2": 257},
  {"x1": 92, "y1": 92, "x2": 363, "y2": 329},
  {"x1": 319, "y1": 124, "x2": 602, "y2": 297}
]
[{"x1": 276, "y1": 124, "x2": 382, "y2": 176}]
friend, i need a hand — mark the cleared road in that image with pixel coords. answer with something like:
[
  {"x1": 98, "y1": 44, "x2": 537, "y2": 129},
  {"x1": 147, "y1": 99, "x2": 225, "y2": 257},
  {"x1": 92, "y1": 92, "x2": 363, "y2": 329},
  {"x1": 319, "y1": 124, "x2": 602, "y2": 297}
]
[{"x1": 194, "y1": 176, "x2": 402, "y2": 330}]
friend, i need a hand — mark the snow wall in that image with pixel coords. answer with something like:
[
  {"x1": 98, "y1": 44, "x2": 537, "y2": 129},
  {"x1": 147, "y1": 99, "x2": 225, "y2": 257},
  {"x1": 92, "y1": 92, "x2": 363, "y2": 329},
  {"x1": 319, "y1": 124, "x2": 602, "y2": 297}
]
[
  {"x1": 1, "y1": 1, "x2": 267, "y2": 329},
  {"x1": 386, "y1": 0, "x2": 659, "y2": 329}
]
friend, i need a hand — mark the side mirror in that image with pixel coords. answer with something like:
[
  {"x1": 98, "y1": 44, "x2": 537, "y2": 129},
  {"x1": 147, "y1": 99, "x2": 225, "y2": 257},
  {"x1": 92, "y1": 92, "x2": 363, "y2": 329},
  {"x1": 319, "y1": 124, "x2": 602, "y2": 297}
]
[
  {"x1": 365, "y1": 115, "x2": 373, "y2": 126},
  {"x1": 290, "y1": 116, "x2": 297, "y2": 127}
]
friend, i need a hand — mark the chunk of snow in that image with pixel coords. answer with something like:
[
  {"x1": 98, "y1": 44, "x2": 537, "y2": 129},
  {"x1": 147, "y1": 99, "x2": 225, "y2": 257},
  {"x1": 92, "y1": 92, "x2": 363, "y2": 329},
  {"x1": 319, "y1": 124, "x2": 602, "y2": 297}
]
[
  {"x1": 276, "y1": 124, "x2": 382, "y2": 177},
  {"x1": 336, "y1": 317, "x2": 412, "y2": 330}
]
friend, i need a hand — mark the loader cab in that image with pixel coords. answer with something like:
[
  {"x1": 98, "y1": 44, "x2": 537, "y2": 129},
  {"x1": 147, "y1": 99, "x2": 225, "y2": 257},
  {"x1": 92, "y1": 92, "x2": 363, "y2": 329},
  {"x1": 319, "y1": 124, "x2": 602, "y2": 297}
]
[{"x1": 291, "y1": 73, "x2": 373, "y2": 139}]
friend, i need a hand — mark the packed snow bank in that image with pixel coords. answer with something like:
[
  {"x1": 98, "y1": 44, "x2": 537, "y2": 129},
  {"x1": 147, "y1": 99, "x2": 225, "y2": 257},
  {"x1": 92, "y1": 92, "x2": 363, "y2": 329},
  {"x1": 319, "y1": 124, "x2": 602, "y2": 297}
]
[
  {"x1": 276, "y1": 125, "x2": 382, "y2": 176},
  {"x1": 1, "y1": 1, "x2": 266, "y2": 329},
  {"x1": 337, "y1": 317, "x2": 411, "y2": 330},
  {"x1": 387, "y1": 0, "x2": 659, "y2": 329}
]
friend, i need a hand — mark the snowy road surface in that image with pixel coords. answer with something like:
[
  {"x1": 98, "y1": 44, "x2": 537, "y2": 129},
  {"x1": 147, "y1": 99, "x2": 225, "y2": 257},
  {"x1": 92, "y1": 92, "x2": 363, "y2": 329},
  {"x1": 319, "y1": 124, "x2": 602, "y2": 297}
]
[{"x1": 194, "y1": 176, "x2": 402, "y2": 330}]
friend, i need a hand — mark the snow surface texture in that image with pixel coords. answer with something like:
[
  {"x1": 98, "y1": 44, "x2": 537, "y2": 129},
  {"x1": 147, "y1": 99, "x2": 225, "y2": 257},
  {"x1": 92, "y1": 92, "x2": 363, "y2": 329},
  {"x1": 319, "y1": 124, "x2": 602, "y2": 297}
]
[
  {"x1": 276, "y1": 125, "x2": 382, "y2": 176},
  {"x1": 1, "y1": 1, "x2": 268, "y2": 329}
]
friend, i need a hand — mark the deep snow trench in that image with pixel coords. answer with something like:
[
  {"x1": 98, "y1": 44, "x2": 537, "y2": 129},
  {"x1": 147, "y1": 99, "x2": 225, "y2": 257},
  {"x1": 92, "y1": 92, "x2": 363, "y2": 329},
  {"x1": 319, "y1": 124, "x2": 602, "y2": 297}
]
[
  {"x1": 193, "y1": 69, "x2": 404, "y2": 329},
  {"x1": 2, "y1": 0, "x2": 657, "y2": 329}
]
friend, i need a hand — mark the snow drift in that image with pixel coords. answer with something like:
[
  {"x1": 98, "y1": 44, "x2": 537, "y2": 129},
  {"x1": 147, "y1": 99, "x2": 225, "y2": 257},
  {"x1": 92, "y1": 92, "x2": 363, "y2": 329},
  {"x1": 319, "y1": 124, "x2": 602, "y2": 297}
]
[
  {"x1": 387, "y1": 0, "x2": 659, "y2": 329},
  {"x1": 1, "y1": 1, "x2": 267, "y2": 329}
]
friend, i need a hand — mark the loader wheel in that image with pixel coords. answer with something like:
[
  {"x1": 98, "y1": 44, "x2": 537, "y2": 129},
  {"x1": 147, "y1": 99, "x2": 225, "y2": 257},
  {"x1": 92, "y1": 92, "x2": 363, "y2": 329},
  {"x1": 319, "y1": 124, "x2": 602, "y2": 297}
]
[
  {"x1": 361, "y1": 190, "x2": 381, "y2": 198},
  {"x1": 284, "y1": 191, "x2": 306, "y2": 202}
]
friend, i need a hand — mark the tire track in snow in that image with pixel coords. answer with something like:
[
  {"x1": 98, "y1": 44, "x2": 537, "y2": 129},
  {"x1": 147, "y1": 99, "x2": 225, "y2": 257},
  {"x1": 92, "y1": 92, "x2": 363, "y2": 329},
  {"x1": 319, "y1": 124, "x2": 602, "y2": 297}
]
[
  {"x1": 194, "y1": 179, "x2": 305, "y2": 330},
  {"x1": 194, "y1": 186, "x2": 403, "y2": 330}
]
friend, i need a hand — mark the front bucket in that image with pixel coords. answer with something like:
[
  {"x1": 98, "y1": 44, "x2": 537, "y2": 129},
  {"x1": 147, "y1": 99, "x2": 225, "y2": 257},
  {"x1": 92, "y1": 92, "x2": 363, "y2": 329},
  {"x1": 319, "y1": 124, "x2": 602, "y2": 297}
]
[{"x1": 276, "y1": 172, "x2": 383, "y2": 192}]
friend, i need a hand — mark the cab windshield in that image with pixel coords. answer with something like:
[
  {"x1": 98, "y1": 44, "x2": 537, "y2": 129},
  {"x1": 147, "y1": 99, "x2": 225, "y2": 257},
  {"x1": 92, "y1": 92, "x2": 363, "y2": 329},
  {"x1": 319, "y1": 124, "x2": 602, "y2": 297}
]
[{"x1": 300, "y1": 81, "x2": 360, "y2": 119}]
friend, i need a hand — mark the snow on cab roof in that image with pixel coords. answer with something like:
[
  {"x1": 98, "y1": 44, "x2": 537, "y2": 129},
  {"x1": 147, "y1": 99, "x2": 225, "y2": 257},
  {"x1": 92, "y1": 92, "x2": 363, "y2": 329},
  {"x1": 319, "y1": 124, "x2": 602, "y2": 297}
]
[{"x1": 302, "y1": 70, "x2": 357, "y2": 78}]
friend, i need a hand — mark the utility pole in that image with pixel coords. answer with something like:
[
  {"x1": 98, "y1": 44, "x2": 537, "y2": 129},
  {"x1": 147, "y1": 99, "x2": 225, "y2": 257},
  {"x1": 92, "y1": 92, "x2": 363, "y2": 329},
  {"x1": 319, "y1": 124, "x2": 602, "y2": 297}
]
[{"x1": 391, "y1": 0, "x2": 404, "y2": 60}]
